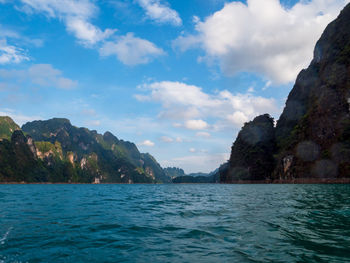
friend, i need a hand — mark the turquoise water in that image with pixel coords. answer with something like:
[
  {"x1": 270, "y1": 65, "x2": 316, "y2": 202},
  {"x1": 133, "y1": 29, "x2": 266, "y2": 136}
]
[{"x1": 0, "y1": 184, "x2": 350, "y2": 263}]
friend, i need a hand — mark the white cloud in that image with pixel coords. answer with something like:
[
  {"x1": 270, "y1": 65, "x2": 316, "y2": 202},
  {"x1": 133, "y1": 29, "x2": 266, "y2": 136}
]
[
  {"x1": 226, "y1": 111, "x2": 249, "y2": 127},
  {"x1": 185, "y1": 119, "x2": 208, "y2": 130},
  {"x1": 0, "y1": 64, "x2": 77, "y2": 89},
  {"x1": 65, "y1": 17, "x2": 116, "y2": 46},
  {"x1": 136, "y1": 0, "x2": 182, "y2": 26},
  {"x1": 18, "y1": 0, "x2": 115, "y2": 46},
  {"x1": 100, "y1": 33, "x2": 165, "y2": 65},
  {"x1": 189, "y1": 148, "x2": 196, "y2": 153},
  {"x1": 196, "y1": 131, "x2": 211, "y2": 138},
  {"x1": 175, "y1": 137, "x2": 183, "y2": 142},
  {"x1": 173, "y1": 0, "x2": 350, "y2": 84},
  {"x1": 247, "y1": 87, "x2": 255, "y2": 93},
  {"x1": 135, "y1": 81, "x2": 279, "y2": 129},
  {"x1": 0, "y1": 39, "x2": 29, "y2": 64},
  {"x1": 160, "y1": 136, "x2": 173, "y2": 142},
  {"x1": 139, "y1": 140, "x2": 155, "y2": 147}
]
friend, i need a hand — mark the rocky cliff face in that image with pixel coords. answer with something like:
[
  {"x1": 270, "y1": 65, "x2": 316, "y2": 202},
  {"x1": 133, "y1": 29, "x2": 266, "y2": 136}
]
[
  {"x1": 221, "y1": 3, "x2": 350, "y2": 182},
  {"x1": 274, "y1": 3, "x2": 350, "y2": 180},
  {"x1": 0, "y1": 116, "x2": 171, "y2": 183},
  {"x1": 164, "y1": 167, "x2": 186, "y2": 178},
  {"x1": 0, "y1": 130, "x2": 47, "y2": 182},
  {"x1": 22, "y1": 118, "x2": 170, "y2": 183},
  {"x1": 221, "y1": 114, "x2": 276, "y2": 182}
]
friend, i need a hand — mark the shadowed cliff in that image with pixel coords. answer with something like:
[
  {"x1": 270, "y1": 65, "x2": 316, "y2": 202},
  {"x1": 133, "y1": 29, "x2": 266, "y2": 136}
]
[{"x1": 221, "y1": 3, "x2": 350, "y2": 182}]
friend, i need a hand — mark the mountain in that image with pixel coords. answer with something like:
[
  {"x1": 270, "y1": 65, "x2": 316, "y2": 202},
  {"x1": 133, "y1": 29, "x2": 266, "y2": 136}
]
[
  {"x1": 220, "y1": 3, "x2": 350, "y2": 183},
  {"x1": 187, "y1": 172, "x2": 209, "y2": 177},
  {"x1": 0, "y1": 116, "x2": 20, "y2": 140},
  {"x1": 0, "y1": 117, "x2": 171, "y2": 183},
  {"x1": 171, "y1": 167, "x2": 221, "y2": 183},
  {"x1": 220, "y1": 114, "x2": 276, "y2": 182},
  {"x1": 164, "y1": 167, "x2": 186, "y2": 178}
]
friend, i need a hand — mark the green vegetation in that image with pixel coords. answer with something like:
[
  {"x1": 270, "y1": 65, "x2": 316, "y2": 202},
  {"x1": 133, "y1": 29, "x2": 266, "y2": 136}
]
[
  {"x1": 0, "y1": 116, "x2": 171, "y2": 183},
  {"x1": 0, "y1": 116, "x2": 20, "y2": 140}
]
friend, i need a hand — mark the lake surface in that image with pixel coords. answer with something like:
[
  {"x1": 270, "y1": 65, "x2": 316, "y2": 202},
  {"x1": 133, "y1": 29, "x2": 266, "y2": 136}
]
[{"x1": 0, "y1": 184, "x2": 350, "y2": 263}]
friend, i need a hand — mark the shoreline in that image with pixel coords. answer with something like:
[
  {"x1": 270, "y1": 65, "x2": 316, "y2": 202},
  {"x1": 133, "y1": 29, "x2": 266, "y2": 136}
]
[
  {"x1": 221, "y1": 178, "x2": 350, "y2": 184},
  {"x1": 1, "y1": 178, "x2": 350, "y2": 184}
]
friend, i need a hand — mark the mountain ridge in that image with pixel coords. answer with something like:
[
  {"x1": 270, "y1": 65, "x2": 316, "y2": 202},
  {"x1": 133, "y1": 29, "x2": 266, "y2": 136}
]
[{"x1": 0, "y1": 116, "x2": 171, "y2": 183}]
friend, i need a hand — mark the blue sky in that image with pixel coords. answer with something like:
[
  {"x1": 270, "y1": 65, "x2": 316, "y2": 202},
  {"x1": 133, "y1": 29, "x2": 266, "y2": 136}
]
[{"x1": 0, "y1": 0, "x2": 349, "y2": 173}]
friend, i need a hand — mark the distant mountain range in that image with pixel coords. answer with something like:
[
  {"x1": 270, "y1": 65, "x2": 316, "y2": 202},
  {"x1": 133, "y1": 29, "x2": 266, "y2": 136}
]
[
  {"x1": 0, "y1": 116, "x2": 221, "y2": 184},
  {"x1": 0, "y1": 117, "x2": 171, "y2": 183},
  {"x1": 219, "y1": 3, "x2": 350, "y2": 183},
  {"x1": 167, "y1": 167, "x2": 221, "y2": 184}
]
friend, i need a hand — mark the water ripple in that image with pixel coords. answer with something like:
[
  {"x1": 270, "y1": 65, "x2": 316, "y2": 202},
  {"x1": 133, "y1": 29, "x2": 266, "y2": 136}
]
[{"x1": 0, "y1": 184, "x2": 350, "y2": 262}]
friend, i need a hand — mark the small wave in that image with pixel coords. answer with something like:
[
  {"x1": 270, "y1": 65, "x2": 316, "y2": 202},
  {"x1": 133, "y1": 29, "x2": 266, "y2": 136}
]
[
  {"x1": 180, "y1": 229, "x2": 217, "y2": 239},
  {"x1": 0, "y1": 227, "x2": 13, "y2": 245}
]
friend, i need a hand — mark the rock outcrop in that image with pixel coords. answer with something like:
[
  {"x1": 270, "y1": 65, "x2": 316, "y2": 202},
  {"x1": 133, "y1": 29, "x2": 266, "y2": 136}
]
[
  {"x1": 274, "y1": 3, "x2": 350, "y2": 180},
  {"x1": 220, "y1": 3, "x2": 350, "y2": 183},
  {"x1": 221, "y1": 114, "x2": 276, "y2": 182}
]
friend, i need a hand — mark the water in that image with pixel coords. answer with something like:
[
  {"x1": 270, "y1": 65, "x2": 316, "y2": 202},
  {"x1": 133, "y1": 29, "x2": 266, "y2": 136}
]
[{"x1": 0, "y1": 184, "x2": 350, "y2": 263}]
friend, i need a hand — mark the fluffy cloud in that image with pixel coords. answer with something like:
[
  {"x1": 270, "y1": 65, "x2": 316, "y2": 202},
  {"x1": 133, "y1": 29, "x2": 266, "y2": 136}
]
[
  {"x1": 139, "y1": 140, "x2": 155, "y2": 147},
  {"x1": 0, "y1": 39, "x2": 29, "y2": 64},
  {"x1": 18, "y1": 0, "x2": 115, "y2": 46},
  {"x1": 135, "y1": 81, "x2": 279, "y2": 129},
  {"x1": 173, "y1": 0, "x2": 350, "y2": 84},
  {"x1": 185, "y1": 119, "x2": 209, "y2": 130},
  {"x1": 65, "y1": 17, "x2": 115, "y2": 46},
  {"x1": 0, "y1": 64, "x2": 77, "y2": 89},
  {"x1": 99, "y1": 33, "x2": 165, "y2": 65},
  {"x1": 12, "y1": 1, "x2": 165, "y2": 65},
  {"x1": 136, "y1": 0, "x2": 182, "y2": 26}
]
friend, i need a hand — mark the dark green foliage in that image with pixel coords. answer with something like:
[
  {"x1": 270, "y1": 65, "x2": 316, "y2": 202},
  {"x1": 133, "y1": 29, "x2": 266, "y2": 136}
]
[{"x1": 0, "y1": 131, "x2": 49, "y2": 182}]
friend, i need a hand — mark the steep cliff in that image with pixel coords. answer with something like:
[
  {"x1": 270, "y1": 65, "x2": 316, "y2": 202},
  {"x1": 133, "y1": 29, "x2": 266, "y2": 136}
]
[
  {"x1": 221, "y1": 114, "x2": 276, "y2": 182},
  {"x1": 274, "y1": 3, "x2": 350, "y2": 180},
  {"x1": 0, "y1": 116, "x2": 171, "y2": 183},
  {"x1": 0, "y1": 130, "x2": 48, "y2": 182},
  {"x1": 221, "y1": 4, "x2": 350, "y2": 182},
  {"x1": 21, "y1": 118, "x2": 171, "y2": 183}
]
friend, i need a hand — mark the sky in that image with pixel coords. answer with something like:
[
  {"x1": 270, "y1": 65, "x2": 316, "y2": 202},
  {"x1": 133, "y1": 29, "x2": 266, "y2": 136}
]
[{"x1": 0, "y1": 0, "x2": 349, "y2": 173}]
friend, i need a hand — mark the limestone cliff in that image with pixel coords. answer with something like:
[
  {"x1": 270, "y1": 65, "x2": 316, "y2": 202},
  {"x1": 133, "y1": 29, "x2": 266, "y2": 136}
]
[
  {"x1": 274, "y1": 3, "x2": 350, "y2": 180},
  {"x1": 221, "y1": 3, "x2": 350, "y2": 182}
]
